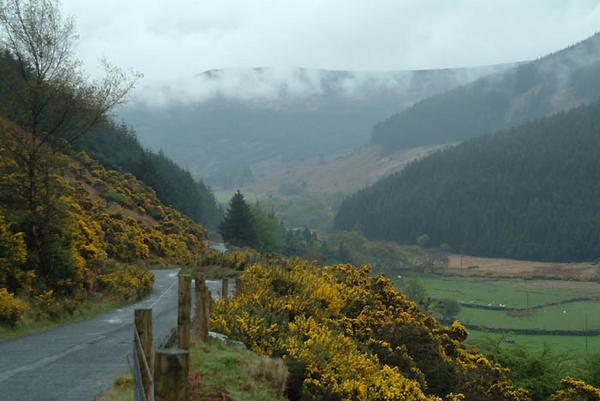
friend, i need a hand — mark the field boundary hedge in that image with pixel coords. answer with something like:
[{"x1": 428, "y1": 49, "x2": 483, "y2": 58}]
[{"x1": 441, "y1": 320, "x2": 600, "y2": 336}]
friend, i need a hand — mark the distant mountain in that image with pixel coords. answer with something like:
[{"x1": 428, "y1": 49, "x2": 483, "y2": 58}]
[
  {"x1": 120, "y1": 65, "x2": 512, "y2": 186},
  {"x1": 372, "y1": 33, "x2": 600, "y2": 151},
  {"x1": 336, "y1": 100, "x2": 600, "y2": 262}
]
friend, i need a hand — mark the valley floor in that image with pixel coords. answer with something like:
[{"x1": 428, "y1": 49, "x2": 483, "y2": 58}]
[{"x1": 391, "y1": 271, "x2": 600, "y2": 355}]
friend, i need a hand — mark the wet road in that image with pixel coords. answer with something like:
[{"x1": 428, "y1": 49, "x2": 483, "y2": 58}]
[{"x1": 0, "y1": 269, "x2": 222, "y2": 401}]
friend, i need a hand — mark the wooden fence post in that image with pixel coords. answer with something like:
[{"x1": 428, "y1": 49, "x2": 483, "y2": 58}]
[
  {"x1": 235, "y1": 276, "x2": 243, "y2": 297},
  {"x1": 154, "y1": 349, "x2": 189, "y2": 401},
  {"x1": 134, "y1": 309, "x2": 153, "y2": 400},
  {"x1": 178, "y1": 274, "x2": 191, "y2": 350},
  {"x1": 194, "y1": 272, "x2": 209, "y2": 341},
  {"x1": 221, "y1": 278, "x2": 229, "y2": 300}
]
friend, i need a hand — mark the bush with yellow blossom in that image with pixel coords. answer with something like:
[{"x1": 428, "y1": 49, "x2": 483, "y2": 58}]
[{"x1": 210, "y1": 258, "x2": 531, "y2": 401}]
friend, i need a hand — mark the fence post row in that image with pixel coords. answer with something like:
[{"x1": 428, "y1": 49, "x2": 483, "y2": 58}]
[
  {"x1": 134, "y1": 308, "x2": 154, "y2": 401},
  {"x1": 154, "y1": 349, "x2": 189, "y2": 401},
  {"x1": 177, "y1": 274, "x2": 192, "y2": 351}
]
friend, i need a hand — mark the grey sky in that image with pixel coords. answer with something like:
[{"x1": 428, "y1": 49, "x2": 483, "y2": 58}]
[{"x1": 62, "y1": 0, "x2": 600, "y2": 90}]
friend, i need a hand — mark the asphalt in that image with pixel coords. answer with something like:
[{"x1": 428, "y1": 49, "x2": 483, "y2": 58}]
[{"x1": 0, "y1": 269, "x2": 223, "y2": 401}]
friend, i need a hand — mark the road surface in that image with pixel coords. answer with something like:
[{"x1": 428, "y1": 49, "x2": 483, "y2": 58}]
[{"x1": 0, "y1": 269, "x2": 222, "y2": 401}]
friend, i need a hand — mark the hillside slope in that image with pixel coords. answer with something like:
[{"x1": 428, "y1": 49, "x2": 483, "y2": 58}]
[
  {"x1": 121, "y1": 65, "x2": 512, "y2": 186},
  {"x1": 336, "y1": 100, "x2": 600, "y2": 262},
  {"x1": 0, "y1": 118, "x2": 207, "y2": 323},
  {"x1": 240, "y1": 144, "x2": 443, "y2": 197},
  {"x1": 0, "y1": 51, "x2": 221, "y2": 230},
  {"x1": 372, "y1": 33, "x2": 600, "y2": 151}
]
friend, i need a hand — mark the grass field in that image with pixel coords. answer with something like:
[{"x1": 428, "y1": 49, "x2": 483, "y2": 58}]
[
  {"x1": 392, "y1": 272, "x2": 600, "y2": 355},
  {"x1": 394, "y1": 272, "x2": 600, "y2": 308},
  {"x1": 467, "y1": 330, "x2": 600, "y2": 355},
  {"x1": 459, "y1": 302, "x2": 600, "y2": 331}
]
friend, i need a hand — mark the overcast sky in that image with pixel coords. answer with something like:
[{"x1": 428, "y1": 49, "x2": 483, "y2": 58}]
[{"x1": 62, "y1": 0, "x2": 600, "y2": 89}]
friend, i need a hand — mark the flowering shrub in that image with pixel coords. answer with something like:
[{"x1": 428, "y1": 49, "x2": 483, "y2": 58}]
[
  {"x1": 97, "y1": 262, "x2": 154, "y2": 302},
  {"x1": 203, "y1": 247, "x2": 262, "y2": 271},
  {"x1": 210, "y1": 259, "x2": 530, "y2": 401},
  {"x1": 0, "y1": 288, "x2": 27, "y2": 326},
  {"x1": 548, "y1": 377, "x2": 600, "y2": 401},
  {"x1": 0, "y1": 211, "x2": 33, "y2": 293}
]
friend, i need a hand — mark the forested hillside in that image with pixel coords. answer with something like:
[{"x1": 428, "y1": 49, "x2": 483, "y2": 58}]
[
  {"x1": 372, "y1": 32, "x2": 600, "y2": 151},
  {"x1": 121, "y1": 65, "x2": 512, "y2": 186},
  {"x1": 76, "y1": 122, "x2": 222, "y2": 229},
  {"x1": 0, "y1": 51, "x2": 221, "y2": 230},
  {"x1": 336, "y1": 100, "x2": 600, "y2": 262}
]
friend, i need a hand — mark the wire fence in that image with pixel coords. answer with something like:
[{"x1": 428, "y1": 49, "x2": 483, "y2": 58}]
[{"x1": 133, "y1": 326, "x2": 154, "y2": 401}]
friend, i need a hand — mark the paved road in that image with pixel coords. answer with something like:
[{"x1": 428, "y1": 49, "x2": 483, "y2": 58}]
[{"x1": 0, "y1": 269, "x2": 223, "y2": 401}]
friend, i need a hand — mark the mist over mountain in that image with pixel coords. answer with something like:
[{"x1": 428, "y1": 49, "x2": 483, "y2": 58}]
[
  {"x1": 119, "y1": 65, "x2": 512, "y2": 186},
  {"x1": 372, "y1": 32, "x2": 600, "y2": 151}
]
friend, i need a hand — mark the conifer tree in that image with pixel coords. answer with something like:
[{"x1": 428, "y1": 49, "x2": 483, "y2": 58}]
[{"x1": 219, "y1": 191, "x2": 257, "y2": 248}]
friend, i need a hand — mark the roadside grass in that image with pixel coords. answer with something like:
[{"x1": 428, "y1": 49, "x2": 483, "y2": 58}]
[
  {"x1": 188, "y1": 339, "x2": 286, "y2": 401},
  {"x1": 98, "y1": 374, "x2": 133, "y2": 401},
  {"x1": 99, "y1": 339, "x2": 286, "y2": 401},
  {"x1": 0, "y1": 297, "x2": 122, "y2": 342}
]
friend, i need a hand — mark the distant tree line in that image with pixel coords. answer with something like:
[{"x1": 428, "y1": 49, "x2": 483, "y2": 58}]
[
  {"x1": 336, "y1": 100, "x2": 600, "y2": 262},
  {"x1": 219, "y1": 191, "x2": 351, "y2": 262}
]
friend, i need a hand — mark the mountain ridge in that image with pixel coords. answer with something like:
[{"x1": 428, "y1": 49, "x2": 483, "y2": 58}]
[{"x1": 371, "y1": 32, "x2": 600, "y2": 151}]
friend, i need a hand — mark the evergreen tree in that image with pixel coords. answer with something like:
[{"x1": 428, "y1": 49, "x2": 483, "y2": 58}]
[{"x1": 219, "y1": 191, "x2": 257, "y2": 247}]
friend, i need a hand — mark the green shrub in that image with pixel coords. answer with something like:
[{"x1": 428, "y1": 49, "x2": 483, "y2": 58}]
[{"x1": 0, "y1": 288, "x2": 27, "y2": 326}]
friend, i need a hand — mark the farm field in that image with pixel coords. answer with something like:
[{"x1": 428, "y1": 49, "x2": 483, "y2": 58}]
[
  {"x1": 393, "y1": 272, "x2": 600, "y2": 308},
  {"x1": 467, "y1": 330, "x2": 600, "y2": 355},
  {"x1": 392, "y1": 272, "x2": 600, "y2": 355},
  {"x1": 444, "y1": 254, "x2": 598, "y2": 281}
]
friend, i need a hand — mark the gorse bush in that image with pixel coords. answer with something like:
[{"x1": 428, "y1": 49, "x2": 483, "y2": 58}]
[
  {"x1": 210, "y1": 258, "x2": 532, "y2": 401},
  {"x1": 203, "y1": 247, "x2": 262, "y2": 271},
  {"x1": 548, "y1": 377, "x2": 600, "y2": 401},
  {"x1": 96, "y1": 262, "x2": 154, "y2": 302},
  {"x1": 0, "y1": 287, "x2": 27, "y2": 326}
]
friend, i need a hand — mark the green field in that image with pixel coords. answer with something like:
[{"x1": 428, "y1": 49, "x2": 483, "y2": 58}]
[
  {"x1": 393, "y1": 272, "x2": 600, "y2": 308},
  {"x1": 467, "y1": 330, "x2": 600, "y2": 355},
  {"x1": 391, "y1": 272, "x2": 600, "y2": 355}
]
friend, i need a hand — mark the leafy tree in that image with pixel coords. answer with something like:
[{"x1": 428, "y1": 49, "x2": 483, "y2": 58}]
[
  {"x1": 416, "y1": 234, "x2": 430, "y2": 248},
  {"x1": 433, "y1": 298, "x2": 461, "y2": 321},
  {"x1": 0, "y1": 0, "x2": 138, "y2": 287},
  {"x1": 219, "y1": 191, "x2": 256, "y2": 248},
  {"x1": 400, "y1": 278, "x2": 428, "y2": 305},
  {"x1": 251, "y1": 206, "x2": 284, "y2": 253},
  {"x1": 474, "y1": 337, "x2": 572, "y2": 401},
  {"x1": 580, "y1": 352, "x2": 600, "y2": 388}
]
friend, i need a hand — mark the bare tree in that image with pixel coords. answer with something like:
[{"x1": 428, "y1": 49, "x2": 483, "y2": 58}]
[{"x1": 0, "y1": 0, "x2": 141, "y2": 283}]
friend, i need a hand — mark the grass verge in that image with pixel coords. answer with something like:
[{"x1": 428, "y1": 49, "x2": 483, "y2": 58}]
[
  {"x1": 0, "y1": 297, "x2": 123, "y2": 342},
  {"x1": 99, "y1": 339, "x2": 286, "y2": 401}
]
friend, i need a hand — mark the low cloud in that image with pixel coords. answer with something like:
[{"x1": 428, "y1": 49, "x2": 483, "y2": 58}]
[{"x1": 61, "y1": 0, "x2": 600, "y2": 103}]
